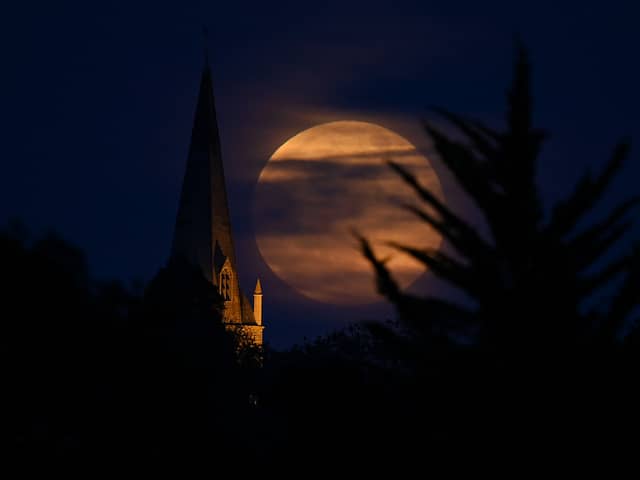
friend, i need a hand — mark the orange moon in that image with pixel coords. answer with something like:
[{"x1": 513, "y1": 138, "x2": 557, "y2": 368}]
[{"x1": 253, "y1": 121, "x2": 444, "y2": 305}]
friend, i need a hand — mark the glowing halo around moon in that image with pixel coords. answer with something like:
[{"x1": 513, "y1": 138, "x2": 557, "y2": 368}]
[{"x1": 253, "y1": 120, "x2": 444, "y2": 305}]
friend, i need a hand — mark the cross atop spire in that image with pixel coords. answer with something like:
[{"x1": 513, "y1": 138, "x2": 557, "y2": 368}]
[{"x1": 202, "y1": 26, "x2": 209, "y2": 67}]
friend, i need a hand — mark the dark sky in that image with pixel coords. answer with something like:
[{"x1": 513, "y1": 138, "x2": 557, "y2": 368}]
[{"x1": 2, "y1": 0, "x2": 638, "y2": 348}]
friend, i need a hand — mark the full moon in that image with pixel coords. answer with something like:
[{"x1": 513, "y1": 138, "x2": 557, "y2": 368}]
[{"x1": 253, "y1": 121, "x2": 444, "y2": 305}]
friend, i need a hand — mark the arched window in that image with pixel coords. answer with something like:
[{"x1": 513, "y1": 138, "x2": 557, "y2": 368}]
[{"x1": 220, "y1": 268, "x2": 232, "y2": 301}]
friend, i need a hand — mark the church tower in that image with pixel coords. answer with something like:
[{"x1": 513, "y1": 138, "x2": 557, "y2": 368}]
[{"x1": 171, "y1": 59, "x2": 263, "y2": 346}]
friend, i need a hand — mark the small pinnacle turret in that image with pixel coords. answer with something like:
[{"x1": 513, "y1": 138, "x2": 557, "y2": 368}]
[{"x1": 253, "y1": 278, "x2": 263, "y2": 326}]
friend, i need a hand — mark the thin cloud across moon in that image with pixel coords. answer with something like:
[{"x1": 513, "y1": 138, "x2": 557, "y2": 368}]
[{"x1": 253, "y1": 120, "x2": 444, "y2": 305}]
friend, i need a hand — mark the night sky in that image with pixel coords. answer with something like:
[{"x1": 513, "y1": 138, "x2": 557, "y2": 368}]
[{"x1": 2, "y1": 0, "x2": 638, "y2": 348}]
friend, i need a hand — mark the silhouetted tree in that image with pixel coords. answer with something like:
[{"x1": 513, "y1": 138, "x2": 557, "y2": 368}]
[
  {"x1": 348, "y1": 46, "x2": 640, "y2": 461},
  {"x1": 359, "y1": 46, "x2": 640, "y2": 358},
  {"x1": 0, "y1": 227, "x2": 261, "y2": 473}
]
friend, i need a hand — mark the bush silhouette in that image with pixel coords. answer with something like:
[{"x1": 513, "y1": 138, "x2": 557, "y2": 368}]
[{"x1": 0, "y1": 227, "x2": 260, "y2": 473}]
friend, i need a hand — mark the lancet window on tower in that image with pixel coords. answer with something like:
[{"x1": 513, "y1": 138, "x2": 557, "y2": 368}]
[{"x1": 220, "y1": 268, "x2": 232, "y2": 301}]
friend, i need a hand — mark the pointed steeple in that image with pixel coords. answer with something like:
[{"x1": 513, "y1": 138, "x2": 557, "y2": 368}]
[
  {"x1": 254, "y1": 278, "x2": 262, "y2": 295},
  {"x1": 170, "y1": 51, "x2": 263, "y2": 344},
  {"x1": 171, "y1": 59, "x2": 237, "y2": 286}
]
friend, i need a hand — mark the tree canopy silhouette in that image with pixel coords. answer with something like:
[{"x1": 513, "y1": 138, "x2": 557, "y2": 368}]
[
  {"x1": 359, "y1": 46, "x2": 640, "y2": 356},
  {"x1": 0, "y1": 226, "x2": 260, "y2": 473}
]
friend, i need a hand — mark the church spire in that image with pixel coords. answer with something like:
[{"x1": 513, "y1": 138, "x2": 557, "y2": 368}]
[
  {"x1": 171, "y1": 53, "x2": 237, "y2": 285},
  {"x1": 170, "y1": 50, "x2": 264, "y2": 345}
]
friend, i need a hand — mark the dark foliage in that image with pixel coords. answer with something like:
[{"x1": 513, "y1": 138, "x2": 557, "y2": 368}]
[
  {"x1": 343, "y1": 46, "x2": 640, "y2": 459},
  {"x1": 360, "y1": 46, "x2": 640, "y2": 356},
  {"x1": 0, "y1": 226, "x2": 260, "y2": 473}
]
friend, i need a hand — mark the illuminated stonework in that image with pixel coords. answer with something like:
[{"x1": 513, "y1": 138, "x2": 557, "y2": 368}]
[{"x1": 171, "y1": 62, "x2": 263, "y2": 347}]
